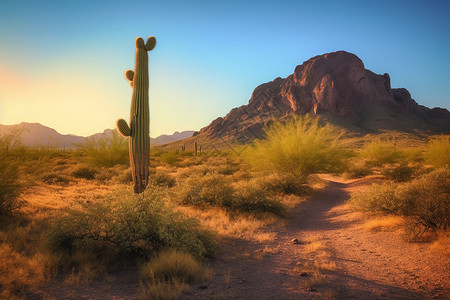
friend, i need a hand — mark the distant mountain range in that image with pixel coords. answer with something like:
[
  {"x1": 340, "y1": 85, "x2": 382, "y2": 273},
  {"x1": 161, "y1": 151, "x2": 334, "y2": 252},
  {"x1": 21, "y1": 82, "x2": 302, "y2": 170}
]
[{"x1": 0, "y1": 122, "x2": 194, "y2": 148}]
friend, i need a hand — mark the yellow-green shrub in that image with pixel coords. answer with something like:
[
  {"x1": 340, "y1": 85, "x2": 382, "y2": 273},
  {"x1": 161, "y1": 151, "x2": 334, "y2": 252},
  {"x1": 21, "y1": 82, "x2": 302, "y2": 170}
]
[
  {"x1": 425, "y1": 135, "x2": 450, "y2": 168},
  {"x1": 76, "y1": 130, "x2": 129, "y2": 167},
  {"x1": 244, "y1": 115, "x2": 349, "y2": 183},
  {"x1": 361, "y1": 139, "x2": 402, "y2": 166}
]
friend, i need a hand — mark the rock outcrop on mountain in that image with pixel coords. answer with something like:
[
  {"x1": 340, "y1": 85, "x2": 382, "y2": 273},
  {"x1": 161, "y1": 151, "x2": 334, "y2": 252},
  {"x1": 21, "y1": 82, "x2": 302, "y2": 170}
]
[{"x1": 198, "y1": 51, "x2": 450, "y2": 142}]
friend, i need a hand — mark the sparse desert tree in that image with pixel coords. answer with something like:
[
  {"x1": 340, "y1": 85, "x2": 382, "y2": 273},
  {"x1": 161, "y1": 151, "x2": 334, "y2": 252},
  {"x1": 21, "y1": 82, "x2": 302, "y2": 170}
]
[{"x1": 245, "y1": 115, "x2": 349, "y2": 184}]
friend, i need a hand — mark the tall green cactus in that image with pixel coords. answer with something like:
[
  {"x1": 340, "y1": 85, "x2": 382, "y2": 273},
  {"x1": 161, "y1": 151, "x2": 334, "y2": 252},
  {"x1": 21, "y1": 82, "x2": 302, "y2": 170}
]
[{"x1": 117, "y1": 36, "x2": 156, "y2": 193}]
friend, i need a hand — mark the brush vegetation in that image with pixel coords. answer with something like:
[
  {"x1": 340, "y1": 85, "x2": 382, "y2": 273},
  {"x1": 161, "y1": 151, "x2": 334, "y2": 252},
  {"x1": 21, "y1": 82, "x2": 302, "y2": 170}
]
[
  {"x1": 1, "y1": 119, "x2": 449, "y2": 298},
  {"x1": 350, "y1": 168, "x2": 450, "y2": 232},
  {"x1": 245, "y1": 115, "x2": 349, "y2": 184}
]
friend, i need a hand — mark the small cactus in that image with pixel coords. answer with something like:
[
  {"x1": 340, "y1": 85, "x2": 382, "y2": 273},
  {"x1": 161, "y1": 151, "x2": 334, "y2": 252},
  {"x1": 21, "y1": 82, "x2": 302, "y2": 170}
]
[
  {"x1": 117, "y1": 36, "x2": 156, "y2": 193},
  {"x1": 194, "y1": 141, "x2": 198, "y2": 156}
]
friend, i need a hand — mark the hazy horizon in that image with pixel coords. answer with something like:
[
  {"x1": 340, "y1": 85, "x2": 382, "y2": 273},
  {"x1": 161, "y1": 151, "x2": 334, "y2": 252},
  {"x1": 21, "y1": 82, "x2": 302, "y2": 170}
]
[{"x1": 1, "y1": 0, "x2": 449, "y2": 137}]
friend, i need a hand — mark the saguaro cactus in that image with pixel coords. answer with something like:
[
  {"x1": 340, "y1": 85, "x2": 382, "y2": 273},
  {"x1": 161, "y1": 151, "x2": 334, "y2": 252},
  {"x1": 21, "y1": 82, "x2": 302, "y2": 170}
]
[{"x1": 117, "y1": 36, "x2": 156, "y2": 193}]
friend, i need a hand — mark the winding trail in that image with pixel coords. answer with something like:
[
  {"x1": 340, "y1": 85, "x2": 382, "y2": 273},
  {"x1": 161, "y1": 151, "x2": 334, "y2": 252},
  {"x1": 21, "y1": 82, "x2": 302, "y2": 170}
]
[{"x1": 183, "y1": 176, "x2": 450, "y2": 299}]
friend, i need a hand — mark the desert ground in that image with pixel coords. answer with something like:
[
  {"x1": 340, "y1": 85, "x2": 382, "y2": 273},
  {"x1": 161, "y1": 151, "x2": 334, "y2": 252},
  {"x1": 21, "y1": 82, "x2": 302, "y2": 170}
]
[{"x1": 1, "y1": 124, "x2": 449, "y2": 299}]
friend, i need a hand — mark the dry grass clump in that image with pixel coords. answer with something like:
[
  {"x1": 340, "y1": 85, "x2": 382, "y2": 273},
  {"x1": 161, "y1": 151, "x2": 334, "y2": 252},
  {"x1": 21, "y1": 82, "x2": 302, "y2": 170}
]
[
  {"x1": 139, "y1": 249, "x2": 214, "y2": 300},
  {"x1": 361, "y1": 215, "x2": 404, "y2": 232},
  {"x1": 140, "y1": 250, "x2": 201, "y2": 283},
  {"x1": 177, "y1": 206, "x2": 277, "y2": 241}
]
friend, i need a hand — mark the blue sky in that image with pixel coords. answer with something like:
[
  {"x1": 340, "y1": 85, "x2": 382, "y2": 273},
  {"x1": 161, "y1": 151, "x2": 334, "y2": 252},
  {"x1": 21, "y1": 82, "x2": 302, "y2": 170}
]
[{"x1": 0, "y1": 0, "x2": 449, "y2": 137}]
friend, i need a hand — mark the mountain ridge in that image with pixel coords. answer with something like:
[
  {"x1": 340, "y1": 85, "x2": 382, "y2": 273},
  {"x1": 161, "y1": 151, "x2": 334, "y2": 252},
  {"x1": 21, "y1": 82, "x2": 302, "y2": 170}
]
[{"x1": 0, "y1": 122, "x2": 194, "y2": 148}]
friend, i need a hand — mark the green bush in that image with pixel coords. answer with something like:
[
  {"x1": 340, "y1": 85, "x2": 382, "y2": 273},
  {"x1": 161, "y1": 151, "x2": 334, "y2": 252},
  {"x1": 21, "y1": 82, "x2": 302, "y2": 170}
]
[
  {"x1": 425, "y1": 135, "x2": 450, "y2": 168},
  {"x1": 361, "y1": 139, "x2": 401, "y2": 166},
  {"x1": 0, "y1": 159, "x2": 24, "y2": 216},
  {"x1": 244, "y1": 115, "x2": 349, "y2": 184},
  {"x1": 47, "y1": 189, "x2": 217, "y2": 259},
  {"x1": 71, "y1": 166, "x2": 98, "y2": 180},
  {"x1": 350, "y1": 168, "x2": 450, "y2": 231},
  {"x1": 76, "y1": 130, "x2": 129, "y2": 167}
]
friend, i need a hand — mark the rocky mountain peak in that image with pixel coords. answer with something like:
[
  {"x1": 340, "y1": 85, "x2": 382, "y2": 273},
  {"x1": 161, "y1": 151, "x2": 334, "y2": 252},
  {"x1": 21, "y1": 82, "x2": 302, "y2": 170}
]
[{"x1": 198, "y1": 51, "x2": 449, "y2": 142}]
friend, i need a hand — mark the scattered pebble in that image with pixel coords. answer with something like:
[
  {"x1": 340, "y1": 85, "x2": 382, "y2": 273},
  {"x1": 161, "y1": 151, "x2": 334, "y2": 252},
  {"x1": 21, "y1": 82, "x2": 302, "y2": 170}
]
[{"x1": 291, "y1": 238, "x2": 301, "y2": 245}]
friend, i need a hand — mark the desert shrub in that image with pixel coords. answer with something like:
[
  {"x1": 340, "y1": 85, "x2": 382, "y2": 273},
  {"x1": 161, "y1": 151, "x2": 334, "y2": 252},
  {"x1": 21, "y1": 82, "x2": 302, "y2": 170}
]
[
  {"x1": 149, "y1": 171, "x2": 176, "y2": 188},
  {"x1": 350, "y1": 168, "x2": 450, "y2": 231},
  {"x1": 94, "y1": 167, "x2": 119, "y2": 183},
  {"x1": 343, "y1": 161, "x2": 372, "y2": 179},
  {"x1": 245, "y1": 115, "x2": 349, "y2": 184},
  {"x1": 178, "y1": 174, "x2": 234, "y2": 209},
  {"x1": 41, "y1": 173, "x2": 70, "y2": 185},
  {"x1": 113, "y1": 168, "x2": 133, "y2": 184},
  {"x1": 140, "y1": 250, "x2": 200, "y2": 283},
  {"x1": 76, "y1": 130, "x2": 129, "y2": 167},
  {"x1": 47, "y1": 189, "x2": 217, "y2": 259},
  {"x1": 233, "y1": 180, "x2": 286, "y2": 216},
  {"x1": 175, "y1": 155, "x2": 204, "y2": 168},
  {"x1": 160, "y1": 152, "x2": 180, "y2": 166},
  {"x1": 350, "y1": 182, "x2": 404, "y2": 215},
  {"x1": 361, "y1": 139, "x2": 402, "y2": 166},
  {"x1": 71, "y1": 166, "x2": 98, "y2": 180},
  {"x1": 425, "y1": 135, "x2": 450, "y2": 168},
  {"x1": 402, "y1": 148, "x2": 424, "y2": 163},
  {"x1": 150, "y1": 148, "x2": 164, "y2": 157},
  {"x1": 0, "y1": 159, "x2": 24, "y2": 216},
  {"x1": 382, "y1": 165, "x2": 415, "y2": 182},
  {"x1": 178, "y1": 173, "x2": 287, "y2": 215}
]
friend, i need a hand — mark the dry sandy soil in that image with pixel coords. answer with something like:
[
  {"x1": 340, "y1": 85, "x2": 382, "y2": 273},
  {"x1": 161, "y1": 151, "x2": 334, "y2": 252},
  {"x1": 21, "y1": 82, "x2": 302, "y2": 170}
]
[{"x1": 37, "y1": 176, "x2": 449, "y2": 299}]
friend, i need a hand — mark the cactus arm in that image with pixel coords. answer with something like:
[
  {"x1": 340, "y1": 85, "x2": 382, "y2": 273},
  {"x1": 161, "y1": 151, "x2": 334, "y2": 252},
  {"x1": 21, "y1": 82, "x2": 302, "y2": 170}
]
[
  {"x1": 145, "y1": 36, "x2": 156, "y2": 51},
  {"x1": 116, "y1": 119, "x2": 131, "y2": 137},
  {"x1": 125, "y1": 70, "x2": 134, "y2": 87}
]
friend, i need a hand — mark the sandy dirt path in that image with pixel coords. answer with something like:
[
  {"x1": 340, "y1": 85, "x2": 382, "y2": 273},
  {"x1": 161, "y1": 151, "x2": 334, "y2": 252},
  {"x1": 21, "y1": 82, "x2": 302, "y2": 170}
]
[{"x1": 182, "y1": 177, "x2": 450, "y2": 299}]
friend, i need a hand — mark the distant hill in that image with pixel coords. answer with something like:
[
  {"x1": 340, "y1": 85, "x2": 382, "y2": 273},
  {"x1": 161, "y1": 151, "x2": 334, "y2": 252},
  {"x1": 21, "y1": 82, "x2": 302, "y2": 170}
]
[
  {"x1": 150, "y1": 131, "x2": 195, "y2": 146},
  {"x1": 0, "y1": 122, "x2": 194, "y2": 148},
  {"x1": 196, "y1": 51, "x2": 450, "y2": 144}
]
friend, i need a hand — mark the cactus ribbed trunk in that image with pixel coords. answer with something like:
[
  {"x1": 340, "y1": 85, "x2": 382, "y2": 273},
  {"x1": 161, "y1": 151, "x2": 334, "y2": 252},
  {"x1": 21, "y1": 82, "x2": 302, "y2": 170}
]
[{"x1": 117, "y1": 36, "x2": 156, "y2": 194}]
